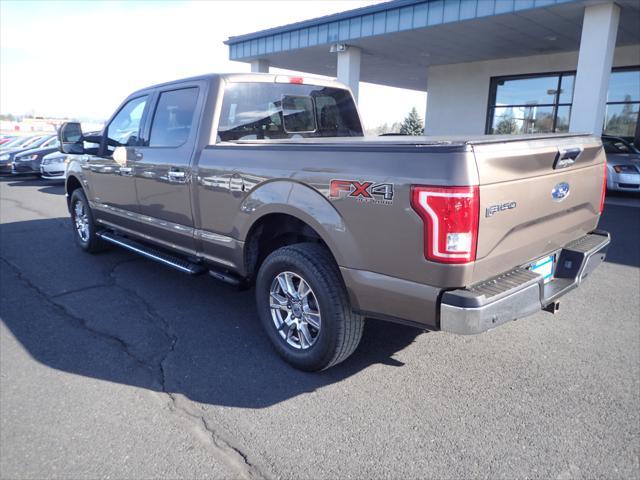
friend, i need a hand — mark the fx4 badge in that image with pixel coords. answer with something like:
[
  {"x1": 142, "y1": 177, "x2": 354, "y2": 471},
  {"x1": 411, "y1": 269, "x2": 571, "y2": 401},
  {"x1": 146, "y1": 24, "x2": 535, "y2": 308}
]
[
  {"x1": 329, "y1": 180, "x2": 394, "y2": 205},
  {"x1": 486, "y1": 201, "x2": 517, "y2": 217}
]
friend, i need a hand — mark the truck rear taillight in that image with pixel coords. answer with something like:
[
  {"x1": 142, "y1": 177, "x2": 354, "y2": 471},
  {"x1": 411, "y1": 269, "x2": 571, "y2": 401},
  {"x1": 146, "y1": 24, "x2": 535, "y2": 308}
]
[
  {"x1": 411, "y1": 185, "x2": 479, "y2": 264},
  {"x1": 600, "y1": 162, "x2": 607, "y2": 214}
]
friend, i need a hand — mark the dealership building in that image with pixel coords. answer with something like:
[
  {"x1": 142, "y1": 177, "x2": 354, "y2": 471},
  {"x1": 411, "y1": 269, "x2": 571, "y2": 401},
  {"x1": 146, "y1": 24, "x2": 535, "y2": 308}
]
[{"x1": 225, "y1": 0, "x2": 639, "y2": 141}]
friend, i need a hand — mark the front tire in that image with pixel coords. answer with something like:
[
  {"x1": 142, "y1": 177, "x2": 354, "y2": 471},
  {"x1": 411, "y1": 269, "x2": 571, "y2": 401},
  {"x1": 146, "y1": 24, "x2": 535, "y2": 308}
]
[
  {"x1": 256, "y1": 243, "x2": 364, "y2": 371},
  {"x1": 69, "y1": 188, "x2": 108, "y2": 253}
]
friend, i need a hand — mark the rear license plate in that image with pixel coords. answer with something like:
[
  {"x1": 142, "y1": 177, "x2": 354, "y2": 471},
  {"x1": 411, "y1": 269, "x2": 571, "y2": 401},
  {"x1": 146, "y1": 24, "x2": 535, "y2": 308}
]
[{"x1": 530, "y1": 254, "x2": 555, "y2": 283}]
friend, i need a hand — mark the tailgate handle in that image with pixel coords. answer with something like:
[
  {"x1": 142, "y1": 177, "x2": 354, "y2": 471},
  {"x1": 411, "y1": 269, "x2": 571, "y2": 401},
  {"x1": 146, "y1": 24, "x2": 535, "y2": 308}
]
[{"x1": 554, "y1": 147, "x2": 583, "y2": 169}]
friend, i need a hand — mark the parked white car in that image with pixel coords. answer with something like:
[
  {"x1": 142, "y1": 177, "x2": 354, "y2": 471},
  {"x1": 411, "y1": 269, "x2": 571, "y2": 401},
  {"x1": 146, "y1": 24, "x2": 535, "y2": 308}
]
[
  {"x1": 40, "y1": 131, "x2": 101, "y2": 180},
  {"x1": 40, "y1": 151, "x2": 68, "y2": 180}
]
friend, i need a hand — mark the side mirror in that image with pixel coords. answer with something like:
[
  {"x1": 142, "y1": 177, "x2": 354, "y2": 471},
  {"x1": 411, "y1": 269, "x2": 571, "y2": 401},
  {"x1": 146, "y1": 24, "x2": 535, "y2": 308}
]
[{"x1": 58, "y1": 122, "x2": 84, "y2": 154}]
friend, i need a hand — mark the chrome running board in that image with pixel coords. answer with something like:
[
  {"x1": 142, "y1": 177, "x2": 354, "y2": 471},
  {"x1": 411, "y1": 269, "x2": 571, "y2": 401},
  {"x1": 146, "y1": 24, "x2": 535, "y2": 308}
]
[{"x1": 97, "y1": 231, "x2": 205, "y2": 275}]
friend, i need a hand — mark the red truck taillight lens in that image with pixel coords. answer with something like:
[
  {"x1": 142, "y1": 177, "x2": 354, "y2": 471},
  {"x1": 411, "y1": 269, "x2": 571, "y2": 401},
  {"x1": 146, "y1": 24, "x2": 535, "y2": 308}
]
[
  {"x1": 600, "y1": 162, "x2": 607, "y2": 214},
  {"x1": 411, "y1": 185, "x2": 480, "y2": 264}
]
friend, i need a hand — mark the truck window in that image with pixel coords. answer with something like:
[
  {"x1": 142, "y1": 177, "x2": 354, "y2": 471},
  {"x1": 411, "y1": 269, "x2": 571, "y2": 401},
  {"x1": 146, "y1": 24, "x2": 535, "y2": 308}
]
[
  {"x1": 106, "y1": 96, "x2": 147, "y2": 149},
  {"x1": 282, "y1": 95, "x2": 316, "y2": 133},
  {"x1": 217, "y1": 82, "x2": 363, "y2": 141},
  {"x1": 149, "y1": 87, "x2": 199, "y2": 147}
]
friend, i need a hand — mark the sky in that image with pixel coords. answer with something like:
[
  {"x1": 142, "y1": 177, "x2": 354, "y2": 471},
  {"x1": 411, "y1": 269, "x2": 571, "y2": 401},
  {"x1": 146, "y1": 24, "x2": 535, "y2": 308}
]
[{"x1": 0, "y1": 0, "x2": 426, "y2": 130}]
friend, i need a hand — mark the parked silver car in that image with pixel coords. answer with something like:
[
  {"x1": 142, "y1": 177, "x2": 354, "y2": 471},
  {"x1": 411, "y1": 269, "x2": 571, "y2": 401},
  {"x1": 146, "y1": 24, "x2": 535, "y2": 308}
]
[
  {"x1": 40, "y1": 151, "x2": 68, "y2": 180},
  {"x1": 602, "y1": 135, "x2": 640, "y2": 193}
]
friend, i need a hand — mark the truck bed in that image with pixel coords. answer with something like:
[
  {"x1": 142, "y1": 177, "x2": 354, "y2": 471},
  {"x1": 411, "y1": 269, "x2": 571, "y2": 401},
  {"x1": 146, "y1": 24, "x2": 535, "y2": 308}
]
[{"x1": 227, "y1": 133, "x2": 591, "y2": 148}]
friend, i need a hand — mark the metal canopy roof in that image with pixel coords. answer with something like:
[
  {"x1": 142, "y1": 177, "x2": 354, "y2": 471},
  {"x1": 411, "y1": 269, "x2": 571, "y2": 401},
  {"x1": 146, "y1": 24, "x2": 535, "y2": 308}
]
[{"x1": 225, "y1": 0, "x2": 640, "y2": 91}]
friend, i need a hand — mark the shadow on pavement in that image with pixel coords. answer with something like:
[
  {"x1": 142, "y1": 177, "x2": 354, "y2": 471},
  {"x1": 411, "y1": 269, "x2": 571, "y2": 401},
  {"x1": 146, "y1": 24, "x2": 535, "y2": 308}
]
[
  {"x1": 0, "y1": 176, "x2": 65, "y2": 195},
  {"x1": 600, "y1": 201, "x2": 640, "y2": 268},
  {"x1": 0, "y1": 217, "x2": 422, "y2": 409},
  {"x1": 1, "y1": 199, "x2": 636, "y2": 407}
]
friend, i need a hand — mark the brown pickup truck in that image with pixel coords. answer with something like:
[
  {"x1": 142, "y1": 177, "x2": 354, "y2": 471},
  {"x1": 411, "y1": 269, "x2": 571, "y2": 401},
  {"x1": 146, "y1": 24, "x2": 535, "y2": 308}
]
[{"x1": 58, "y1": 73, "x2": 610, "y2": 371}]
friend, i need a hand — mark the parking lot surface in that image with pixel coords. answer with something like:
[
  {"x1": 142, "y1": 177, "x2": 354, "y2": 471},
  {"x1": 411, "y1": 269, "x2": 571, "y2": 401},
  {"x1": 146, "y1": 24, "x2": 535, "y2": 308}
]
[{"x1": 1, "y1": 177, "x2": 639, "y2": 479}]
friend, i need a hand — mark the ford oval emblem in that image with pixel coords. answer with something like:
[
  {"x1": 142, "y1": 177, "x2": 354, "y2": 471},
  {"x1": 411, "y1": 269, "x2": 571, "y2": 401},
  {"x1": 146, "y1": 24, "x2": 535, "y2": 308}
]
[{"x1": 552, "y1": 182, "x2": 570, "y2": 202}]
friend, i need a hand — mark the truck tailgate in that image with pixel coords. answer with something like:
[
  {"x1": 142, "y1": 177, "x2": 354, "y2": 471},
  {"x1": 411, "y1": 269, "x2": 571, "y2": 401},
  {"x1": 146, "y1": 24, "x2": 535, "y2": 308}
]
[{"x1": 472, "y1": 135, "x2": 605, "y2": 282}]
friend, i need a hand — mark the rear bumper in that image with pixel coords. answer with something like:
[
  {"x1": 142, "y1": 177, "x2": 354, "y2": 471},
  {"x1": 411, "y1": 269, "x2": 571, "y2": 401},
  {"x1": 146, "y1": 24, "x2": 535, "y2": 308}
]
[{"x1": 440, "y1": 230, "x2": 610, "y2": 335}]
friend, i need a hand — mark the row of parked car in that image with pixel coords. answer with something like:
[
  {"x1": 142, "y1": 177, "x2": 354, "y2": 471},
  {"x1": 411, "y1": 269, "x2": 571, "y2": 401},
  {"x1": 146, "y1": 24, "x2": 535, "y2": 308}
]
[
  {"x1": 0, "y1": 133, "x2": 68, "y2": 179},
  {"x1": 1, "y1": 131, "x2": 639, "y2": 191}
]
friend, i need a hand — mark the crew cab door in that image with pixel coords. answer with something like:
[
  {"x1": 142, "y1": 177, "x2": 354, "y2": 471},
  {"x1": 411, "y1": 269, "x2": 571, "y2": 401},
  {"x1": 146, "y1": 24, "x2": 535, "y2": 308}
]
[
  {"x1": 132, "y1": 84, "x2": 204, "y2": 253},
  {"x1": 84, "y1": 94, "x2": 151, "y2": 232}
]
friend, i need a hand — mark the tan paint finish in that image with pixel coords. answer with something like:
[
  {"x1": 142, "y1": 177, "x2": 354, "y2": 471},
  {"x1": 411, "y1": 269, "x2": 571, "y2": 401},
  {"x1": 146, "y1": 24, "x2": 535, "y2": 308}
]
[{"x1": 64, "y1": 74, "x2": 606, "y2": 329}]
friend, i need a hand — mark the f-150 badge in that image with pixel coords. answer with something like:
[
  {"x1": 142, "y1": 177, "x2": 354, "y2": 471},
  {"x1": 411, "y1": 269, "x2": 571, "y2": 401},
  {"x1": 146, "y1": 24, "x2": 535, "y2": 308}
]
[
  {"x1": 486, "y1": 201, "x2": 517, "y2": 217},
  {"x1": 329, "y1": 179, "x2": 394, "y2": 205}
]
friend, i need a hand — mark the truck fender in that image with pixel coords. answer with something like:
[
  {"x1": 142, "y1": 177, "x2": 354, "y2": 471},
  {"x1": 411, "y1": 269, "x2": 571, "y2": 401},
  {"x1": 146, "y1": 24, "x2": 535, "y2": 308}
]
[{"x1": 236, "y1": 180, "x2": 362, "y2": 268}]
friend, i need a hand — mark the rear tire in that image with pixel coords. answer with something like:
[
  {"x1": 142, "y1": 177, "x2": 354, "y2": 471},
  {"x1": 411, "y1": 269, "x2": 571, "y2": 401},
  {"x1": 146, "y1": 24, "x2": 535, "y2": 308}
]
[
  {"x1": 69, "y1": 188, "x2": 108, "y2": 253},
  {"x1": 256, "y1": 243, "x2": 364, "y2": 371}
]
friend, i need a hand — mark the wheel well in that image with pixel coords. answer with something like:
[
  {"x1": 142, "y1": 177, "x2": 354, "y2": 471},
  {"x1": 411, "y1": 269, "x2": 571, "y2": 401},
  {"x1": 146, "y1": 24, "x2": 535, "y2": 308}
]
[
  {"x1": 66, "y1": 175, "x2": 82, "y2": 209},
  {"x1": 244, "y1": 213, "x2": 332, "y2": 281}
]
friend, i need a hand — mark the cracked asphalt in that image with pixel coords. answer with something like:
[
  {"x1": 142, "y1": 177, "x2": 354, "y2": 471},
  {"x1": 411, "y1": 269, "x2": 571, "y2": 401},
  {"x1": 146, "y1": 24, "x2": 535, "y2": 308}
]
[{"x1": 1, "y1": 176, "x2": 639, "y2": 480}]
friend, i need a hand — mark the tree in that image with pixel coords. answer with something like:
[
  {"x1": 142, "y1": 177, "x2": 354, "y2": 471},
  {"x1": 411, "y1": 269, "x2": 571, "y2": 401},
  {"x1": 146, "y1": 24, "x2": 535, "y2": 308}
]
[
  {"x1": 493, "y1": 115, "x2": 518, "y2": 134},
  {"x1": 375, "y1": 121, "x2": 402, "y2": 135},
  {"x1": 376, "y1": 122, "x2": 390, "y2": 135},
  {"x1": 399, "y1": 107, "x2": 424, "y2": 136}
]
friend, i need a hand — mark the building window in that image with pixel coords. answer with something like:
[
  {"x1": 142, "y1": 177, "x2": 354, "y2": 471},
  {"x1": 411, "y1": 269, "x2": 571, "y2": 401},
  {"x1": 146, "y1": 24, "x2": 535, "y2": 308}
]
[
  {"x1": 487, "y1": 67, "x2": 640, "y2": 138},
  {"x1": 486, "y1": 72, "x2": 574, "y2": 135},
  {"x1": 604, "y1": 68, "x2": 640, "y2": 138}
]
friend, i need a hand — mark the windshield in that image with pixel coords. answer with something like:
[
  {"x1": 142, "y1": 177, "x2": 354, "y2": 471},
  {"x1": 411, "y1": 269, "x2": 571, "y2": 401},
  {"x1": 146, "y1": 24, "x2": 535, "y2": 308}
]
[
  {"x1": 1, "y1": 136, "x2": 37, "y2": 149},
  {"x1": 41, "y1": 136, "x2": 60, "y2": 148},
  {"x1": 218, "y1": 82, "x2": 363, "y2": 141},
  {"x1": 603, "y1": 137, "x2": 640, "y2": 155},
  {"x1": 25, "y1": 135, "x2": 55, "y2": 149}
]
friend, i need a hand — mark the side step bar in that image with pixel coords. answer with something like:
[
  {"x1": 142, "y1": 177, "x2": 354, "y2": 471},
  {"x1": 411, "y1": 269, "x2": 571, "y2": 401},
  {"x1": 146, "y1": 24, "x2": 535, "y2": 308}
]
[{"x1": 97, "y1": 231, "x2": 206, "y2": 275}]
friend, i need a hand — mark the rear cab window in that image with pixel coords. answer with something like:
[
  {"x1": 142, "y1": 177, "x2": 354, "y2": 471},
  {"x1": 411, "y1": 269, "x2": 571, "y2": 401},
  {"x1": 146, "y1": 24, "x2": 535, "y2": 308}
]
[
  {"x1": 149, "y1": 87, "x2": 199, "y2": 147},
  {"x1": 217, "y1": 82, "x2": 363, "y2": 141}
]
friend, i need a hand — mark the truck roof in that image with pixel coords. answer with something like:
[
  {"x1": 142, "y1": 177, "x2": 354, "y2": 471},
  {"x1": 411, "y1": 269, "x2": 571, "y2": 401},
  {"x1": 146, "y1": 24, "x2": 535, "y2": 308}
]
[{"x1": 129, "y1": 72, "x2": 348, "y2": 96}]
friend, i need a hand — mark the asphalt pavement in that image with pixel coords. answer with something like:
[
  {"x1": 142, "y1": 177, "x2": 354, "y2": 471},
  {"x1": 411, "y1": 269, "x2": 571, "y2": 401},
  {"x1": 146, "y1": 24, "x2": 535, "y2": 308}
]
[{"x1": 1, "y1": 176, "x2": 638, "y2": 479}]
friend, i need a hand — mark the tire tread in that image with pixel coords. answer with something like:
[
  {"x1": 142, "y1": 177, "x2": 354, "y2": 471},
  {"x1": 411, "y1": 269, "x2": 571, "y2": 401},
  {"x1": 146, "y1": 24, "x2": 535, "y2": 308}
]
[{"x1": 258, "y1": 243, "x2": 364, "y2": 370}]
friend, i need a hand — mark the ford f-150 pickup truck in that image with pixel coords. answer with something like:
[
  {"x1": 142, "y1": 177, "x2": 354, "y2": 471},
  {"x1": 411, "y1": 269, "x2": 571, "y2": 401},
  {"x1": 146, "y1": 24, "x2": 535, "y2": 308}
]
[{"x1": 58, "y1": 73, "x2": 610, "y2": 371}]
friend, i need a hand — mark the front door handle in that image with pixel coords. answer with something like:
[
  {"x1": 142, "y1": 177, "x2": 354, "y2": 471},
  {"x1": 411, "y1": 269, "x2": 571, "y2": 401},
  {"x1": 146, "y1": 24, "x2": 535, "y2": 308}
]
[{"x1": 119, "y1": 166, "x2": 133, "y2": 176}]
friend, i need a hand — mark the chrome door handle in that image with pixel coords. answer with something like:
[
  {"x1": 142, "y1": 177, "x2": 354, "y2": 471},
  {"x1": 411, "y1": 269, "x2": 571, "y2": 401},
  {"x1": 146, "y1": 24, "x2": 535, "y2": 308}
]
[
  {"x1": 119, "y1": 167, "x2": 133, "y2": 176},
  {"x1": 134, "y1": 151, "x2": 144, "y2": 160}
]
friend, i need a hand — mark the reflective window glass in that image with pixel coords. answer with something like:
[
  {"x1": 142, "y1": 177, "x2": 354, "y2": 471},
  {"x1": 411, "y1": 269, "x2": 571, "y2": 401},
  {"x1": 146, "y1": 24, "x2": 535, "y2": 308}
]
[
  {"x1": 494, "y1": 76, "x2": 559, "y2": 106},
  {"x1": 604, "y1": 103, "x2": 639, "y2": 137},
  {"x1": 607, "y1": 70, "x2": 640, "y2": 103},
  {"x1": 149, "y1": 88, "x2": 199, "y2": 147}
]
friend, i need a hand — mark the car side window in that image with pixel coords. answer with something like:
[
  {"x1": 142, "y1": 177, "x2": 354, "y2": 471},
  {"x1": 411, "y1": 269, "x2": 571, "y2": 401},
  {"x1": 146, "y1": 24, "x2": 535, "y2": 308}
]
[
  {"x1": 106, "y1": 96, "x2": 148, "y2": 150},
  {"x1": 148, "y1": 88, "x2": 199, "y2": 148}
]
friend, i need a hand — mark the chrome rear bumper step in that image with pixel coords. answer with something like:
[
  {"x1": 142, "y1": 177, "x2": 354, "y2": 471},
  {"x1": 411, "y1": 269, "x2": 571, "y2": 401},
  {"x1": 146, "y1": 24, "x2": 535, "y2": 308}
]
[
  {"x1": 97, "y1": 231, "x2": 206, "y2": 275},
  {"x1": 440, "y1": 230, "x2": 611, "y2": 335}
]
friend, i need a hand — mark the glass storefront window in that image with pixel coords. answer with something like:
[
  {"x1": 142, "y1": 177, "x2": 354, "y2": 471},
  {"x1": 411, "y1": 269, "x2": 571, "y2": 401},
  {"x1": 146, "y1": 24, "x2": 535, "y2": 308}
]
[
  {"x1": 604, "y1": 103, "x2": 639, "y2": 137},
  {"x1": 494, "y1": 76, "x2": 559, "y2": 106},
  {"x1": 607, "y1": 70, "x2": 640, "y2": 103},
  {"x1": 555, "y1": 106, "x2": 571, "y2": 133},
  {"x1": 558, "y1": 75, "x2": 575, "y2": 104},
  {"x1": 488, "y1": 68, "x2": 639, "y2": 140},
  {"x1": 487, "y1": 72, "x2": 572, "y2": 134},
  {"x1": 490, "y1": 106, "x2": 555, "y2": 134}
]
